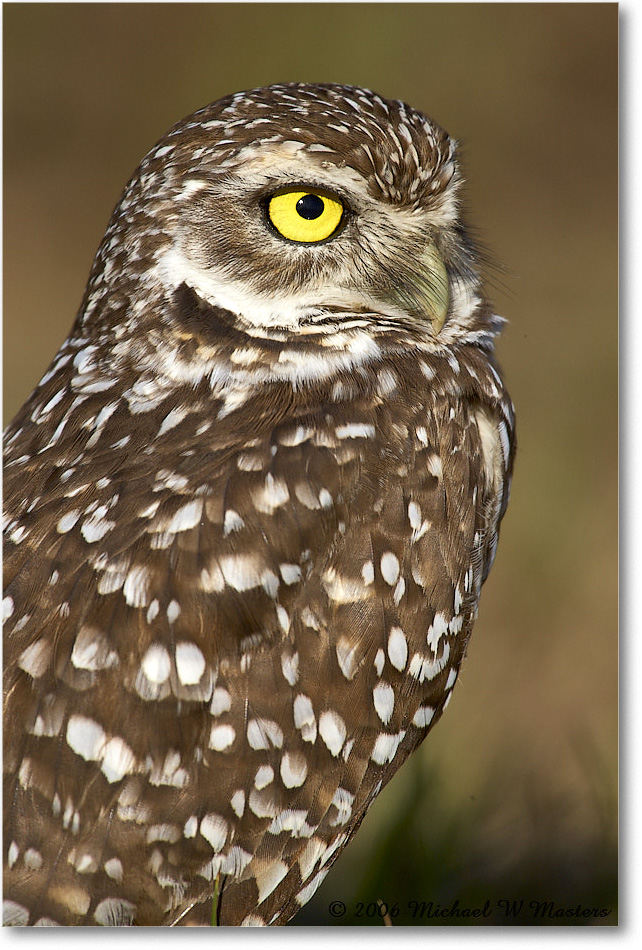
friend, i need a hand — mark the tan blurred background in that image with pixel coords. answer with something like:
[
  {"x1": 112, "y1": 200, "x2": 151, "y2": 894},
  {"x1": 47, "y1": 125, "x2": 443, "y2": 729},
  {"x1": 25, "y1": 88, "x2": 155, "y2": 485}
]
[{"x1": 3, "y1": 2, "x2": 617, "y2": 926}]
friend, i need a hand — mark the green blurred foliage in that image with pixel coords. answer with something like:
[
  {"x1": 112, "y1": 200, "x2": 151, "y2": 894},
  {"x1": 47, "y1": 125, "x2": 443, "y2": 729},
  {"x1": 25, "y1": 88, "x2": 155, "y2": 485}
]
[{"x1": 3, "y1": 2, "x2": 617, "y2": 927}]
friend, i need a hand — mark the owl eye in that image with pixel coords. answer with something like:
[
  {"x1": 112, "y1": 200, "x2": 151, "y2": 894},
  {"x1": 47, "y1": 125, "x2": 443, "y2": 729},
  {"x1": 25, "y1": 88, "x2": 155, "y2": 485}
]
[{"x1": 267, "y1": 188, "x2": 344, "y2": 243}]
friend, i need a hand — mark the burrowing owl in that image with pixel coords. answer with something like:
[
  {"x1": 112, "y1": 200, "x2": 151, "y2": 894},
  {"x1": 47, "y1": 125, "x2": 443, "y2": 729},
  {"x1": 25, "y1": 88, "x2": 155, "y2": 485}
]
[{"x1": 3, "y1": 83, "x2": 515, "y2": 926}]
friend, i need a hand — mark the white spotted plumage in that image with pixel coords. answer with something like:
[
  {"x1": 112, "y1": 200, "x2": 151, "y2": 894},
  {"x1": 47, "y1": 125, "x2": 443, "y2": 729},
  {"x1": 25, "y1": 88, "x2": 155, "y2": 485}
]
[{"x1": 3, "y1": 81, "x2": 514, "y2": 927}]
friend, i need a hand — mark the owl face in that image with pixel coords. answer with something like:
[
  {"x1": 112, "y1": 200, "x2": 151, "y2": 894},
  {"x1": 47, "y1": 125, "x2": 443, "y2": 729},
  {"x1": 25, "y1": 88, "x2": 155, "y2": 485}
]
[
  {"x1": 86, "y1": 84, "x2": 484, "y2": 371},
  {"x1": 165, "y1": 142, "x2": 451, "y2": 334}
]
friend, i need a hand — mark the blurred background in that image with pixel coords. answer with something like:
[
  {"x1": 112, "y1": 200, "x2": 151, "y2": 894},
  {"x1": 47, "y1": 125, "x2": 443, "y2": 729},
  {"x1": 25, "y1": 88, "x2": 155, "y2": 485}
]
[{"x1": 3, "y1": 2, "x2": 617, "y2": 927}]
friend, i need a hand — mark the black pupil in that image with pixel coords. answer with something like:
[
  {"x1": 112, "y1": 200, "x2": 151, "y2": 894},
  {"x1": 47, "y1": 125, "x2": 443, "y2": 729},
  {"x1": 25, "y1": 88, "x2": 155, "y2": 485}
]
[{"x1": 296, "y1": 194, "x2": 325, "y2": 220}]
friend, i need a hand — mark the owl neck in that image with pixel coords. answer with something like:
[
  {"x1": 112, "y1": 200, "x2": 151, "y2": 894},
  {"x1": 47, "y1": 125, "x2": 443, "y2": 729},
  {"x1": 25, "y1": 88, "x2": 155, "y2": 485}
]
[{"x1": 7, "y1": 277, "x2": 504, "y2": 446}]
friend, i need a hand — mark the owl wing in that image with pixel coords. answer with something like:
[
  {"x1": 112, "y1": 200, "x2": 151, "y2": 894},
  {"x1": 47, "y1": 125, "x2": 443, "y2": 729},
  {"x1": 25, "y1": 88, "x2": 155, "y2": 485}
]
[{"x1": 3, "y1": 361, "x2": 512, "y2": 926}]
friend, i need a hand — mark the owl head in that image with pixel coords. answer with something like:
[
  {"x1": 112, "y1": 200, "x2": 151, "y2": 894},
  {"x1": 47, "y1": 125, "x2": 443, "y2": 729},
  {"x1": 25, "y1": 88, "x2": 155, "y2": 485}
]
[{"x1": 80, "y1": 83, "x2": 491, "y2": 366}]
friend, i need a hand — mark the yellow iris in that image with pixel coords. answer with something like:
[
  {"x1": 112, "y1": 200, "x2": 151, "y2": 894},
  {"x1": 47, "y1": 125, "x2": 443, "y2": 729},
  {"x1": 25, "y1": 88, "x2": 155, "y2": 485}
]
[{"x1": 267, "y1": 189, "x2": 344, "y2": 244}]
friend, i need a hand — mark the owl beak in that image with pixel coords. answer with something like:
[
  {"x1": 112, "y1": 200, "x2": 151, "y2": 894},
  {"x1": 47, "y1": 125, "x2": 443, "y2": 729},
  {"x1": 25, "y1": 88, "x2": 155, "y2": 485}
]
[
  {"x1": 384, "y1": 242, "x2": 449, "y2": 335},
  {"x1": 417, "y1": 242, "x2": 449, "y2": 334}
]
